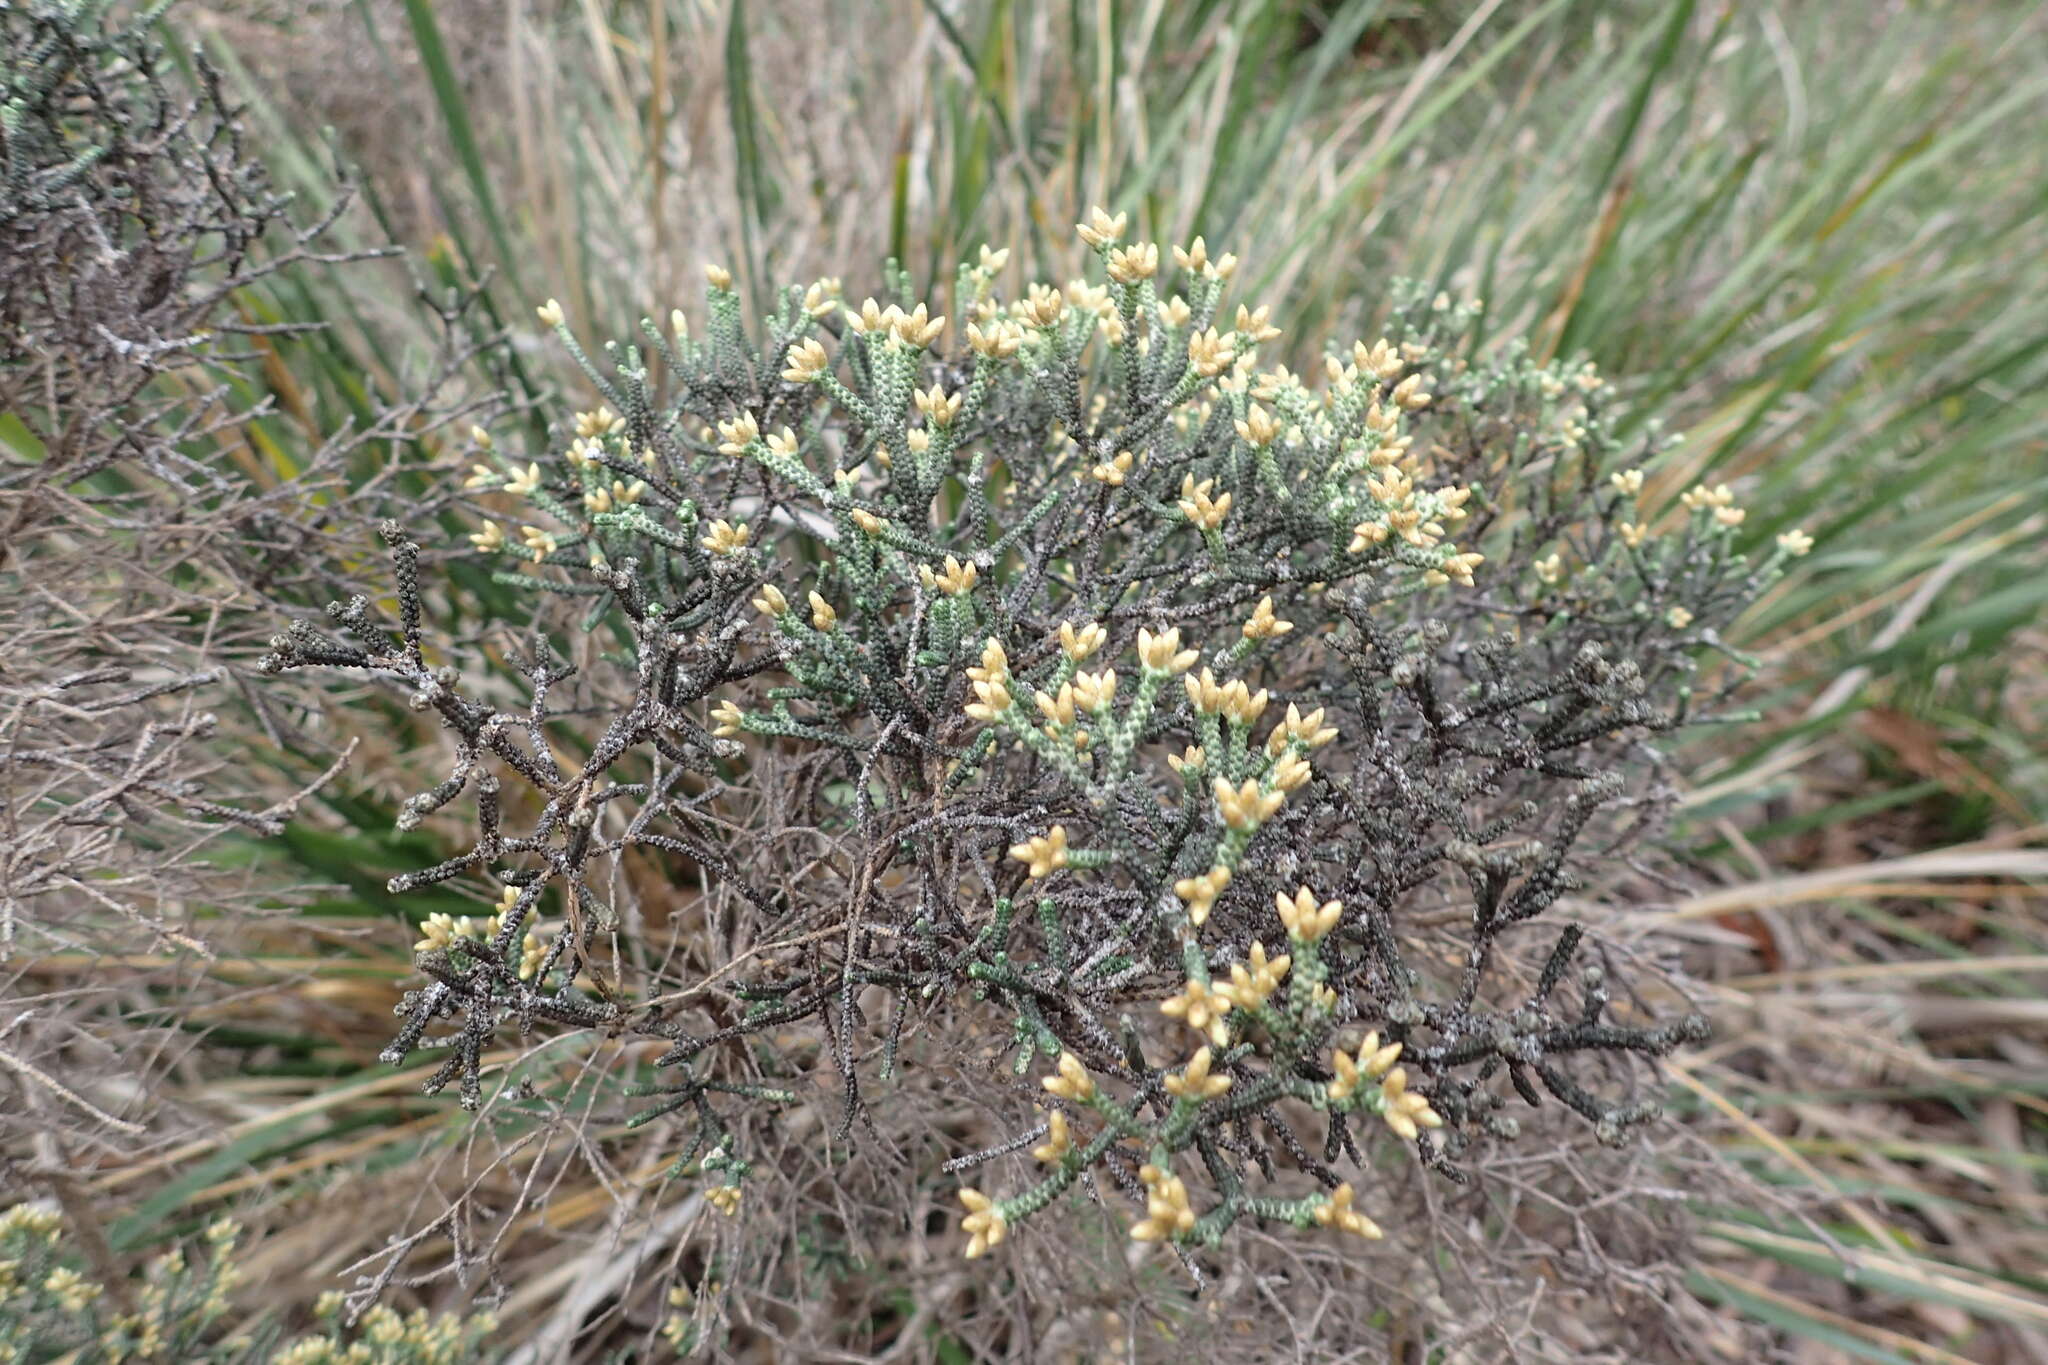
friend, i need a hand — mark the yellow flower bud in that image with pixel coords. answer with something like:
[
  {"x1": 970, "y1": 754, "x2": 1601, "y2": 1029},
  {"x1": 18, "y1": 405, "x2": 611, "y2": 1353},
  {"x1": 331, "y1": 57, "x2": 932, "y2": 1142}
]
[{"x1": 1008, "y1": 826, "x2": 1070, "y2": 879}]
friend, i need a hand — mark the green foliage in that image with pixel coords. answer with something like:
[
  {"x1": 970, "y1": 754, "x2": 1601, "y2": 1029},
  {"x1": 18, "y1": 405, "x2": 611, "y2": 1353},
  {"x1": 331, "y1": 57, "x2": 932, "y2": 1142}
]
[{"x1": 0, "y1": 1205, "x2": 499, "y2": 1364}]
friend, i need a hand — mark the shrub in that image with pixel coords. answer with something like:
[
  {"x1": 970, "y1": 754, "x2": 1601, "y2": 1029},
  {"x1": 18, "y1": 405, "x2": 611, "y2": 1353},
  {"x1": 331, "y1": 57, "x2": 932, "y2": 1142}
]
[
  {"x1": 2, "y1": 0, "x2": 345, "y2": 494},
  {"x1": 260, "y1": 211, "x2": 1809, "y2": 1325},
  {"x1": 0, "y1": 1202, "x2": 499, "y2": 1363}
]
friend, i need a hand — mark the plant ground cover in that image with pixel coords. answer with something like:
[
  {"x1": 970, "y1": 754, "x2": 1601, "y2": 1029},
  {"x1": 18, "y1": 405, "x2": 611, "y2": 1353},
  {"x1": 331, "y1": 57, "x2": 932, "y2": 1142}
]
[{"x1": 4, "y1": 1, "x2": 2044, "y2": 1360}]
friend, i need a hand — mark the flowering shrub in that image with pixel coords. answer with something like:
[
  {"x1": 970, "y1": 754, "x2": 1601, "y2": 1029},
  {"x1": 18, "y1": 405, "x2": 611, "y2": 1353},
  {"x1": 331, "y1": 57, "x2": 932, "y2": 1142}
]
[
  {"x1": 0, "y1": 1204, "x2": 497, "y2": 1363},
  {"x1": 261, "y1": 209, "x2": 1808, "y2": 1284}
]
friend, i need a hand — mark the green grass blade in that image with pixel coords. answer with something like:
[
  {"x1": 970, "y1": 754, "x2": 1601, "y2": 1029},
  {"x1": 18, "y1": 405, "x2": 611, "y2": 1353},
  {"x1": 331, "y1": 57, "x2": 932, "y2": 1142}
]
[{"x1": 399, "y1": 0, "x2": 529, "y2": 300}]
